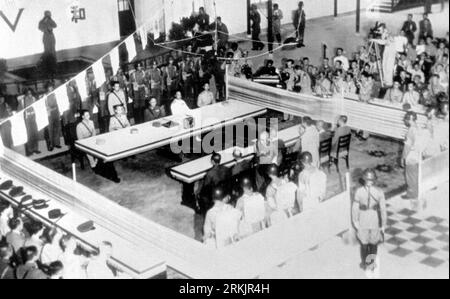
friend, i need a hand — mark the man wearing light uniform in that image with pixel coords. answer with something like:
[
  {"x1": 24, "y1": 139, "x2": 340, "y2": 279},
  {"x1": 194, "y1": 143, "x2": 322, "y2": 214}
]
[
  {"x1": 107, "y1": 81, "x2": 127, "y2": 117},
  {"x1": 352, "y1": 169, "x2": 387, "y2": 279},
  {"x1": 293, "y1": 117, "x2": 320, "y2": 168},
  {"x1": 297, "y1": 152, "x2": 327, "y2": 212},
  {"x1": 236, "y1": 177, "x2": 266, "y2": 238},
  {"x1": 197, "y1": 83, "x2": 216, "y2": 108},
  {"x1": 401, "y1": 111, "x2": 429, "y2": 208},
  {"x1": 109, "y1": 105, "x2": 131, "y2": 132},
  {"x1": 203, "y1": 187, "x2": 241, "y2": 249},
  {"x1": 76, "y1": 110, "x2": 98, "y2": 169},
  {"x1": 130, "y1": 63, "x2": 148, "y2": 124}
]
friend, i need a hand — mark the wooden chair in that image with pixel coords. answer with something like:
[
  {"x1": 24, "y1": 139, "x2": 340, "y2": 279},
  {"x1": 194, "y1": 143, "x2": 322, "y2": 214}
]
[
  {"x1": 332, "y1": 134, "x2": 352, "y2": 173},
  {"x1": 319, "y1": 138, "x2": 333, "y2": 172}
]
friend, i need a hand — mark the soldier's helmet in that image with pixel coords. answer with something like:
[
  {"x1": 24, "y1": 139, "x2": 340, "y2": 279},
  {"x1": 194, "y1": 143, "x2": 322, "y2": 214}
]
[
  {"x1": 300, "y1": 152, "x2": 313, "y2": 165},
  {"x1": 240, "y1": 177, "x2": 254, "y2": 190},
  {"x1": 363, "y1": 168, "x2": 378, "y2": 182},
  {"x1": 212, "y1": 186, "x2": 226, "y2": 201},
  {"x1": 267, "y1": 164, "x2": 279, "y2": 177}
]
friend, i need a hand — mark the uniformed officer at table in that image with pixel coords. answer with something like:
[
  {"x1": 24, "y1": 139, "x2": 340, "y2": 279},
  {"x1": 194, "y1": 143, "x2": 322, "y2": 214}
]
[
  {"x1": 352, "y1": 169, "x2": 387, "y2": 279},
  {"x1": 109, "y1": 105, "x2": 131, "y2": 132}
]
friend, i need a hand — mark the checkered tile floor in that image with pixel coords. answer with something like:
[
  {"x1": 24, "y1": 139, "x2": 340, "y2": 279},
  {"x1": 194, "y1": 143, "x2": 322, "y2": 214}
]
[{"x1": 384, "y1": 205, "x2": 449, "y2": 269}]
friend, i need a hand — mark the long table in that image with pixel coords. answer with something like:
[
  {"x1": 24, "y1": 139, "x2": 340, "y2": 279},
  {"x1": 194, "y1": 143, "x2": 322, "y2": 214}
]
[
  {"x1": 75, "y1": 100, "x2": 267, "y2": 162},
  {"x1": 0, "y1": 172, "x2": 166, "y2": 279},
  {"x1": 170, "y1": 125, "x2": 301, "y2": 184}
]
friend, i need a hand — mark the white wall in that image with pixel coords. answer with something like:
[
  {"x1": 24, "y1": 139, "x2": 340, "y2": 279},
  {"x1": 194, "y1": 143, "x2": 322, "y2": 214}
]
[{"x1": 0, "y1": 0, "x2": 120, "y2": 59}]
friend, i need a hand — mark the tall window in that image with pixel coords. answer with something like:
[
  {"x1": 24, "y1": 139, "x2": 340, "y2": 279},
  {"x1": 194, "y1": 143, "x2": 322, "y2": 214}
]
[{"x1": 118, "y1": 0, "x2": 130, "y2": 12}]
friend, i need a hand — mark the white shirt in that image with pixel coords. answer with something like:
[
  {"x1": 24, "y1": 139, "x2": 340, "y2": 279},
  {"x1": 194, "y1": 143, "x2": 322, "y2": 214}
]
[
  {"x1": 334, "y1": 55, "x2": 350, "y2": 71},
  {"x1": 394, "y1": 36, "x2": 408, "y2": 53},
  {"x1": 40, "y1": 243, "x2": 63, "y2": 265},
  {"x1": 236, "y1": 193, "x2": 266, "y2": 225},
  {"x1": 171, "y1": 99, "x2": 191, "y2": 116},
  {"x1": 204, "y1": 204, "x2": 242, "y2": 248},
  {"x1": 0, "y1": 214, "x2": 10, "y2": 237},
  {"x1": 275, "y1": 181, "x2": 298, "y2": 212}
]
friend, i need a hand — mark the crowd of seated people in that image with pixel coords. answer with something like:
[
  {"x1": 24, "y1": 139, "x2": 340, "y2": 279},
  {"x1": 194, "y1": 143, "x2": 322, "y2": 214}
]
[
  {"x1": 228, "y1": 15, "x2": 448, "y2": 112},
  {"x1": 0, "y1": 200, "x2": 121, "y2": 279}
]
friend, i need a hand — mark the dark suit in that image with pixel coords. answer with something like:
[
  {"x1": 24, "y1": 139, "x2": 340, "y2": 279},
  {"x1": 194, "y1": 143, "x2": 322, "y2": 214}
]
[
  {"x1": 419, "y1": 20, "x2": 433, "y2": 40},
  {"x1": 198, "y1": 165, "x2": 232, "y2": 213},
  {"x1": 293, "y1": 9, "x2": 306, "y2": 44},
  {"x1": 144, "y1": 106, "x2": 166, "y2": 122},
  {"x1": 45, "y1": 93, "x2": 61, "y2": 150},
  {"x1": 250, "y1": 11, "x2": 263, "y2": 50},
  {"x1": 402, "y1": 20, "x2": 417, "y2": 45}
]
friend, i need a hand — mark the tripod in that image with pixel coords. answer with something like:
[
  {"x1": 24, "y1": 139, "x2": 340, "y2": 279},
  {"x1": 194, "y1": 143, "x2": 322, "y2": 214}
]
[{"x1": 368, "y1": 40, "x2": 385, "y2": 88}]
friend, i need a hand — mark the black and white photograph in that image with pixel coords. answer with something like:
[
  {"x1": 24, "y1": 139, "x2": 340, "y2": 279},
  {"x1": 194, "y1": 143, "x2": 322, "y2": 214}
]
[{"x1": 0, "y1": 0, "x2": 449, "y2": 283}]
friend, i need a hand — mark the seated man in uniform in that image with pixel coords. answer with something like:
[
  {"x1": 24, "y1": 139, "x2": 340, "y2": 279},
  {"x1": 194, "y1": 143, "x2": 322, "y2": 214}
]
[
  {"x1": 77, "y1": 110, "x2": 121, "y2": 183},
  {"x1": 197, "y1": 83, "x2": 216, "y2": 108},
  {"x1": 203, "y1": 187, "x2": 242, "y2": 249},
  {"x1": 236, "y1": 177, "x2": 266, "y2": 238},
  {"x1": 297, "y1": 152, "x2": 327, "y2": 212},
  {"x1": 76, "y1": 110, "x2": 98, "y2": 169},
  {"x1": 109, "y1": 105, "x2": 131, "y2": 132},
  {"x1": 196, "y1": 153, "x2": 232, "y2": 214},
  {"x1": 144, "y1": 98, "x2": 166, "y2": 123},
  {"x1": 352, "y1": 169, "x2": 387, "y2": 279}
]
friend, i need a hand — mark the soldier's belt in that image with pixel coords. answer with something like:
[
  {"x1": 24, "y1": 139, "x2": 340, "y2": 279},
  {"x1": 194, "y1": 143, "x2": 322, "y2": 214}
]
[{"x1": 359, "y1": 204, "x2": 379, "y2": 211}]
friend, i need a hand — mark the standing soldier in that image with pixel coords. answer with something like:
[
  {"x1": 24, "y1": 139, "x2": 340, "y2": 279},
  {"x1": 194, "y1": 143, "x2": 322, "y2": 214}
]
[
  {"x1": 203, "y1": 187, "x2": 241, "y2": 249},
  {"x1": 352, "y1": 169, "x2": 387, "y2": 279},
  {"x1": 236, "y1": 177, "x2": 267, "y2": 238},
  {"x1": 107, "y1": 81, "x2": 127, "y2": 117},
  {"x1": 76, "y1": 110, "x2": 97, "y2": 170},
  {"x1": 297, "y1": 152, "x2": 327, "y2": 212},
  {"x1": 147, "y1": 61, "x2": 163, "y2": 106},
  {"x1": 63, "y1": 82, "x2": 83, "y2": 169},
  {"x1": 23, "y1": 89, "x2": 40, "y2": 156},
  {"x1": 272, "y1": 4, "x2": 284, "y2": 46},
  {"x1": 44, "y1": 83, "x2": 62, "y2": 152},
  {"x1": 293, "y1": 1, "x2": 306, "y2": 48},
  {"x1": 401, "y1": 111, "x2": 428, "y2": 210},
  {"x1": 130, "y1": 62, "x2": 148, "y2": 124},
  {"x1": 163, "y1": 57, "x2": 179, "y2": 103},
  {"x1": 250, "y1": 4, "x2": 264, "y2": 51}
]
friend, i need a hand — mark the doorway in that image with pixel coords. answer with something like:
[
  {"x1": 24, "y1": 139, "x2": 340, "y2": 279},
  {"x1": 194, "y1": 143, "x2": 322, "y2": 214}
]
[{"x1": 118, "y1": 0, "x2": 136, "y2": 37}]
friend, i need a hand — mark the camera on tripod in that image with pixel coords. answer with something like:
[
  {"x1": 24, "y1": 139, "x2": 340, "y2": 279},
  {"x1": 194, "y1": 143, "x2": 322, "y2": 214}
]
[{"x1": 369, "y1": 22, "x2": 386, "y2": 39}]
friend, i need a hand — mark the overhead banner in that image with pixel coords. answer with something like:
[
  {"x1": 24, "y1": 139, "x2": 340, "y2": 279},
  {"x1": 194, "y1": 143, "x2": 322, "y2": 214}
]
[{"x1": 0, "y1": 0, "x2": 120, "y2": 59}]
